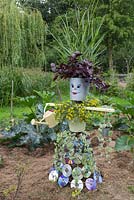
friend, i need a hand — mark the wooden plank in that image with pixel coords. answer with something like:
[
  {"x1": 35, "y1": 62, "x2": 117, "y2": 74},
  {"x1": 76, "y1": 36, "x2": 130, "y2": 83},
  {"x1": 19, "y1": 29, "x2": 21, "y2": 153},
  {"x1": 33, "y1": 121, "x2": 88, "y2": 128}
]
[
  {"x1": 85, "y1": 107, "x2": 115, "y2": 112},
  {"x1": 45, "y1": 103, "x2": 115, "y2": 113},
  {"x1": 31, "y1": 104, "x2": 115, "y2": 127}
]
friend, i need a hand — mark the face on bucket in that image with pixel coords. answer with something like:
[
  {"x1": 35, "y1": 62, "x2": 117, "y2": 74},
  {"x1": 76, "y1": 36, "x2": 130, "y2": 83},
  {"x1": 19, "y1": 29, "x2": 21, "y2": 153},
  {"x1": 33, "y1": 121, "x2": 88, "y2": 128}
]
[
  {"x1": 70, "y1": 78, "x2": 89, "y2": 101},
  {"x1": 71, "y1": 82, "x2": 81, "y2": 95}
]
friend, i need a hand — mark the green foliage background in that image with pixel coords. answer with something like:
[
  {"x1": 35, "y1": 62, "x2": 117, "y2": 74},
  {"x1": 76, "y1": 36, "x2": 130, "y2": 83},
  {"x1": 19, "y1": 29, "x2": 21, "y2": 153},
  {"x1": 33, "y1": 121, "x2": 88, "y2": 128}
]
[
  {"x1": 0, "y1": 0, "x2": 134, "y2": 106},
  {"x1": 17, "y1": 0, "x2": 134, "y2": 72},
  {"x1": 0, "y1": 0, "x2": 46, "y2": 68}
]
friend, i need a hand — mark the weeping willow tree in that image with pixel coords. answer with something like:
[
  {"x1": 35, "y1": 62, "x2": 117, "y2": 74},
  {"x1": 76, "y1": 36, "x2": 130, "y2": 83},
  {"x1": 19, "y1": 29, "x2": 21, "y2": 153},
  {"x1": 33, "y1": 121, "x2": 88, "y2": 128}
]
[{"x1": 0, "y1": 0, "x2": 46, "y2": 68}]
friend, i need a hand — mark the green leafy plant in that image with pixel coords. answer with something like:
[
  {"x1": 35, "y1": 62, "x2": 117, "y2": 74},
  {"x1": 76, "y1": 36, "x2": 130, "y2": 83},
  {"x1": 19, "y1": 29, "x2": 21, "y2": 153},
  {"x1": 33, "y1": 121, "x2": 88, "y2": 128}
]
[
  {"x1": 115, "y1": 95, "x2": 134, "y2": 163},
  {"x1": 17, "y1": 96, "x2": 37, "y2": 123},
  {"x1": 115, "y1": 135, "x2": 134, "y2": 152},
  {"x1": 0, "y1": 104, "x2": 57, "y2": 150},
  {"x1": 114, "y1": 98, "x2": 134, "y2": 133},
  {"x1": 128, "y1": 185, "x2": 134, "y2": 193},
  {"x1": 34, "y1": 90, "x2": 55, "y2": 106}
]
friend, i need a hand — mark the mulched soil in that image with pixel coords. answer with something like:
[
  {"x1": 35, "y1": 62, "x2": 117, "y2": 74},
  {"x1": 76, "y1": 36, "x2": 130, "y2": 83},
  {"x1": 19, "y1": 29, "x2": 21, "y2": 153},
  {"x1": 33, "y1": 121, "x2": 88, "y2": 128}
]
[{"x1": 0, "y1": 131, "x2": 134, "y2": 200}]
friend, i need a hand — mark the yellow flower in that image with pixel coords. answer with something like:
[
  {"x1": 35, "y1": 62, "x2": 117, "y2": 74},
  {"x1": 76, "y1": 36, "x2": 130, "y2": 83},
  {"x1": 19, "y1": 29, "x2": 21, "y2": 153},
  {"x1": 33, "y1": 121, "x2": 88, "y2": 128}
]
[{"x1": 55, "y1": 99, "x2": 100, "y2": 122}]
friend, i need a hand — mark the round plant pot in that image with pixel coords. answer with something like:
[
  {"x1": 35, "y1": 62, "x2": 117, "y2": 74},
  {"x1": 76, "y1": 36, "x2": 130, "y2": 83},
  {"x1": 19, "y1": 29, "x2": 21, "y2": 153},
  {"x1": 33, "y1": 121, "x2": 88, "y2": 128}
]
[
  {"x1": 68, "y1": 119, "x2": 86, "y2": 132},
  {"x1": 70, "y1": 78, "x2": 89, "y2": 101}
]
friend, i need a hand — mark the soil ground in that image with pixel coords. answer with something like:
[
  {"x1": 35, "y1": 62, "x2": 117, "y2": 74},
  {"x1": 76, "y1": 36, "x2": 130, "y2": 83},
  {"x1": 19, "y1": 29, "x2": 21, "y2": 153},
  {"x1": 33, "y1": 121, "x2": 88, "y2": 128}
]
[{"x1": 0, "y1": 132, "x2": 134, "y2": 200}]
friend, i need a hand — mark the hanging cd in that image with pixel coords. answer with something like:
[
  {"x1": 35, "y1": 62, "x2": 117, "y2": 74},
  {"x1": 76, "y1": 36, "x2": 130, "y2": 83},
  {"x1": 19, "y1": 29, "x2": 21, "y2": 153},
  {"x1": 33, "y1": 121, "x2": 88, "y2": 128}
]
[
  {"x1": 55, "y1": 161, "x2": 64, "y2": 172},
  {"x1": 70, "y1": 179, "x2": 84, "y2": 191},
  {"x1": 58, "y1": 175, "x2": 69, "y2": 187},
  {"x1": 49, "y1": 167, "x2": 55, "y2": 173},
  {"x1": 85, "y1": 178, "x2": 96, "y2": 191},
  {"x1": 49, "y1": 170, "x2": 58, "y2": 182},
  {"x1": 82, "y1": 165, "x2": 91, "y2": 178},
  {"x1": 93, "y1": 171, "x2": 103, "y2": 183},
  {"x1": 98, "y1": 175, "x2": 103, "y2": 183},
  {"x1": 62, "y1": 164, "x2": 72, "y2": 177},
  {"x1": 72, "y1": 167, "x2": 83, "y2": 180}
]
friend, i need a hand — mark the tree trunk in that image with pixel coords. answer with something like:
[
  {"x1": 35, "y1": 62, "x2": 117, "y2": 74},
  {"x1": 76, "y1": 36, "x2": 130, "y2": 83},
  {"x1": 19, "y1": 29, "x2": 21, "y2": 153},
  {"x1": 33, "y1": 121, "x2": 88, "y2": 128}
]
[{"x1": 108, "y1": 38, "x2": 113, "y2": 70}]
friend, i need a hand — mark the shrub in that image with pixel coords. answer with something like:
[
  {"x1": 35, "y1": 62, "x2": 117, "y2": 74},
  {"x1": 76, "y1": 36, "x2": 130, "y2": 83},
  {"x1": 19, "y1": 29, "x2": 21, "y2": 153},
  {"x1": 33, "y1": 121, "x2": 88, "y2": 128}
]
[
  {"x1": 126, "y1": 70, "x2": 134, "y2": 91},
  {"x1": 103, "y1": 70, "x2": 122, "y2": 97},
  {"x1": 20, "y1": 69, "x2": 53, "y2": 96},
  {"x1": 0, "y1": 68, "x2": 56, "y2": 106},
  {"x1": 0, "y1": 68, "x2": 24, "y2": 106}
]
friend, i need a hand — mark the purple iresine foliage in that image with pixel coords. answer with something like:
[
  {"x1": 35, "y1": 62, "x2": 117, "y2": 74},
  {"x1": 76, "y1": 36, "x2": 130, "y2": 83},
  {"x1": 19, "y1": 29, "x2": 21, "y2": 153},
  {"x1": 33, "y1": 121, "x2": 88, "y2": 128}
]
[{"x1": 51, "y1": 51, "x2": 109, "y2": 91}]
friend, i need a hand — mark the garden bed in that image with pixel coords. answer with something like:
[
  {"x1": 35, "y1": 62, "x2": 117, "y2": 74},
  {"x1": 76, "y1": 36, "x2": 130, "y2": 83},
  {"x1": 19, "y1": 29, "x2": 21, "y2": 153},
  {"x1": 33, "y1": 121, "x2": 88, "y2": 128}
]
[{"x1": 0, "y1": 132, "x2": 134, "y2": 200}]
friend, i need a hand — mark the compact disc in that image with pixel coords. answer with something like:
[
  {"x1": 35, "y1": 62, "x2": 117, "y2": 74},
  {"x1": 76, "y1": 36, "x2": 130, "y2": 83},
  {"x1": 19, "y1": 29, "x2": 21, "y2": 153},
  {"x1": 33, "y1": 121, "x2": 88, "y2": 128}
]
[
  {"x1": 58, "y1": 175, "x2": 69, "y2": 187},
  {"x1": 93, "y1": 171, "x2": 103, "y2": 183},
  {"x1": 85, "y1": 178, "x2": 96, "y2": 191},
  {"x1": 70, "y1": 179, "x2": 83, "y2": 191},
  {"x1": 62, "y1": 164, "x2": 72, "y2": 177},
  {"x1": 49, "y1": 170, "x2": 58, "y2": 182}
]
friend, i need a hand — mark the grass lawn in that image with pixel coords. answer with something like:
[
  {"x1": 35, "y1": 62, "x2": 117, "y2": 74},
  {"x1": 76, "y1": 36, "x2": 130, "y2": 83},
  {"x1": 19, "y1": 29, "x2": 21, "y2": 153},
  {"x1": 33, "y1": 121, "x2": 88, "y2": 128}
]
[
  {"x1": 0, "y1": 106, "x2": 31, "y2": 121},
  {"x1": 108, "y1": 96, "x2": 132, "y2": 105},
  {"x1": 0, "y1": 94, "x2": 131, "y2": 124}
]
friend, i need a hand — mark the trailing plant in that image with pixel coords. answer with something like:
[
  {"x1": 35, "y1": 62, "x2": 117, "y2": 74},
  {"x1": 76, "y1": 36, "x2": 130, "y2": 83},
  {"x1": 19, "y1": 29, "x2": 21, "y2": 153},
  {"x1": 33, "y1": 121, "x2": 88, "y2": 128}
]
[
  {"x1": 98, "y1": 117, "x2": 113, "y2": 137},
  {"x1": 50, "y1": 129, "x2": 102, "y2": 194},
  {"x1": 54, "y1": 131, "x2": 95, "y2": 172}
]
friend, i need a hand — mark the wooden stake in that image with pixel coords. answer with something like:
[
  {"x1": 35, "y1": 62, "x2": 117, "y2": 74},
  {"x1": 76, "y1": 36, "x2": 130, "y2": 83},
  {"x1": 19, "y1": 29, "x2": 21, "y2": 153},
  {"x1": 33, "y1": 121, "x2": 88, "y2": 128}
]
[{"x1": 10, "y1": 80, "x2": 14, "y2": 125}]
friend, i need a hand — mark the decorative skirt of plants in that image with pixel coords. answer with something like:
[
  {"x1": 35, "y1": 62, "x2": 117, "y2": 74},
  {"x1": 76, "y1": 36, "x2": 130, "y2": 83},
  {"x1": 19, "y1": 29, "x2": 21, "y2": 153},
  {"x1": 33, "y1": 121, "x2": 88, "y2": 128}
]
[{"x1": 49, "y1": 130, "x2": 102, "y2": 196}]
